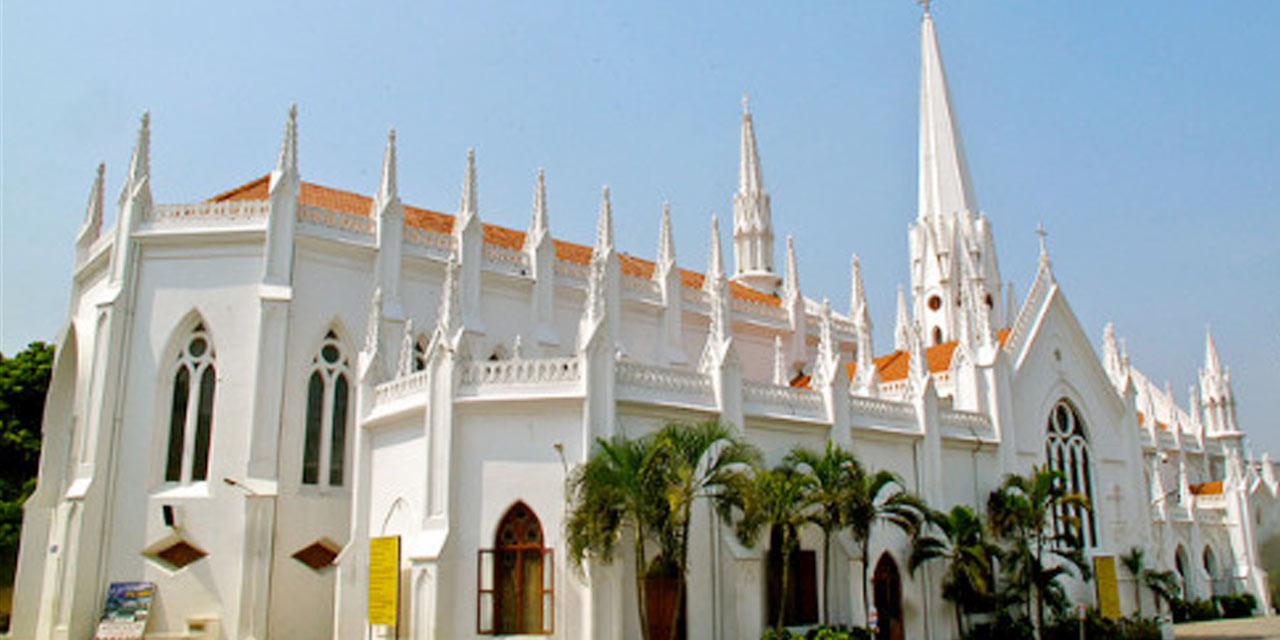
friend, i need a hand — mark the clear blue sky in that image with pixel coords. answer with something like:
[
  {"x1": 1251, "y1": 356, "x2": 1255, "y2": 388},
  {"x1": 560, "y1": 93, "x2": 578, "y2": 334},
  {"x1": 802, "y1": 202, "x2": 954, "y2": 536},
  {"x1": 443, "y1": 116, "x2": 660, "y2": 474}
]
[{"x1": 3, "y1": 2, "x2": 1277, "y2": 452}]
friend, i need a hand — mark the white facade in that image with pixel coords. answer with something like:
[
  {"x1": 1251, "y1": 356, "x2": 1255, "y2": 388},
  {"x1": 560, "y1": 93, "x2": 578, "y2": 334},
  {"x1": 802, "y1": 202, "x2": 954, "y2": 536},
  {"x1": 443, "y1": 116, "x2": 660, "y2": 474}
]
[{"x1": 12, "y1": 10, "x2": 1277, "y2": 640}]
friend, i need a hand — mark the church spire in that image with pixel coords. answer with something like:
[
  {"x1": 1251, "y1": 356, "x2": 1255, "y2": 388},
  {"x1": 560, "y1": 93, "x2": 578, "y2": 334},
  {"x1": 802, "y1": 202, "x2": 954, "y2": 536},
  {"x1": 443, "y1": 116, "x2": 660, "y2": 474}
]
[
  {"x1": 732, "y1": 96, "x2": 779, "y2": 292},
  {"x1": 595, "y1": 186, "x2": 614, "y2": 257},
  {"x1": 782, "y1": 235, "x2": 800, "y2": 303},
  {"x1": 918, "y1": 9, "x2": 977, "y2": 223},
  {"x1": 1204, "y1": 326, "x2": 1224, "y2": 379}
]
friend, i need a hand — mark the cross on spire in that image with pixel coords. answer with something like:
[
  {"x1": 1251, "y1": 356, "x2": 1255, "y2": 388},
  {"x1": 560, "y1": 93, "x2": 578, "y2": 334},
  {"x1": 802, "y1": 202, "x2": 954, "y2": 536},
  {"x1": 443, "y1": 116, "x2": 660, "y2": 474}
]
[
  {"x1": 741, "y1": 92, "x2": 750, "y2": 114},
  {"x1": 918, "y1": 0, "x2": 933, "y2": 15}
]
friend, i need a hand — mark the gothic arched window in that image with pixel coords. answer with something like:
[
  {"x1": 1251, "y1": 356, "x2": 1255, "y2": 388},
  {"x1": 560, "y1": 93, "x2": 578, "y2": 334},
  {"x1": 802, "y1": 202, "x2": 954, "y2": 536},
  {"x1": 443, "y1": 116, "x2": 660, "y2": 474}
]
[
  {"x1": 302, "y1": 331, "x2": 351, "y2": 487},
  {"x1": 1045, "y1": 399, "x2": 1096, "y2": 547},
  {"x1": 478, "y1": 502, "x2": 553, "y2": 634},
  {"x1": 165, "y1": 324, "x2": 216, "y2": 483}
]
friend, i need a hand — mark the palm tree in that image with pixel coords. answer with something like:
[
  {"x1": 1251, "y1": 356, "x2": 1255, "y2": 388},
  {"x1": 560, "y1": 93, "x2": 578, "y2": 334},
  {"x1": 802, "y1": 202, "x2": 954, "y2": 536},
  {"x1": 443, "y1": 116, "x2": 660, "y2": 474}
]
[
  {"x1": 847, "y1": 467, "x2": 922, "y2": 628},
  {"x1": 566, "y1": 421, "x2": 760, "y2": 640},
  {"x1": 566, "y1": 433, "x2": 666, "y2": 640},
  {"x1": 785, "y1": 441, "x2": 859, "y2": 625},
  {"x1": 1119, "y1": 546, "x2": 1147, "y2": 616},
  {"x1": 720, "y1": 462, "x2": 815, "y2": 635},
  {"x1": 986, "y1": 465, "x2": 1091, "y2": 639},
  {"x1": 650, "y1": 420, "x2": 761, "y2": 640},
  {"x1": 1141, "y1": 568, "x2": 1181, "y2": 619},
  {"x1": 909, "y1": 504, "x2": 998, "y2": 635}
]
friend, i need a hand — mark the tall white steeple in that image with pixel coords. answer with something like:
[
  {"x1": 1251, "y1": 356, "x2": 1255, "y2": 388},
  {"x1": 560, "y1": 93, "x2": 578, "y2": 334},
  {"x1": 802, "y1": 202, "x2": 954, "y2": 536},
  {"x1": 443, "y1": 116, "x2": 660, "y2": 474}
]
[
  {"x1": 1199, "y1": 327, "x2": 1239, "y2": 435},
  {"x1": 732, "y1": 96, "x2": 780, "y2": 293},
  {"x1": 908, "y1": 7, "x2": 1002, "y2": 346}
]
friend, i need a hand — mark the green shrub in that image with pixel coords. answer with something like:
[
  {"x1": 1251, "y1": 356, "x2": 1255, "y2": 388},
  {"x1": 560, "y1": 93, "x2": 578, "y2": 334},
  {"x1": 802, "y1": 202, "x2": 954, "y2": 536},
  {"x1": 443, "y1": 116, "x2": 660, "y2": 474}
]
[
  {"x1": 961, "y1": 612, "x2": 1034, "y2": 640},
  {"x1": 1214, "y1": 593, "x2": 1256, "y2": 618},
  {"x1": 1170, "y1": 597, "x2": 1220, "y2": 622},
  {"x1": 1042, "y1": 608, "x2": 1160, "y2": 640}
]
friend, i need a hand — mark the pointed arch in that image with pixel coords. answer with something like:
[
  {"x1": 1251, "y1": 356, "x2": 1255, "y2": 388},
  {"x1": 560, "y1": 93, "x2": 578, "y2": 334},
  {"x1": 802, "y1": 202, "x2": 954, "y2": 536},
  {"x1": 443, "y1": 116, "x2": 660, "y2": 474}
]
[
  {"x1": 1044, "y1": 398, "x2": 1096, "y2": 547},
  {"x1": 161, "y1": 314, "x2": 217, "y2": 483},
  {"x1": 872, "y1": 552, "x2": 904, "y2": 640},
  {"x1": 479, "y1": 501, "x2": 553, "y2": 635},
  {"x1": 302, "y1": 326, "x2": 353, "y2": 487}
]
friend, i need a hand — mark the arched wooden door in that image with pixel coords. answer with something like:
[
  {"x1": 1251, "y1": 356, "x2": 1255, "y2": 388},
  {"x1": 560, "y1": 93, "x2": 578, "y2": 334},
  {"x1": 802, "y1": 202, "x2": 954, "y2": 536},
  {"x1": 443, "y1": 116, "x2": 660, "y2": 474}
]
[{"x1": 872, "y1": 553, "x2": 903, "y2": 640}]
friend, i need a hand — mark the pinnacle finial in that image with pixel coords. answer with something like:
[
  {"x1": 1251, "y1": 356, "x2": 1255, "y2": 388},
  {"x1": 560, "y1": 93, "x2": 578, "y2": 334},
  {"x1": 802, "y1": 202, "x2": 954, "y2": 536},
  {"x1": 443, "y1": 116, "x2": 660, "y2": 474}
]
[
  {"x1": 918, "y1": 0, "x2": 932, "y2": 16},
  {"x1": 275, "y1": 103, "x2": 299, "y2": 178},
  {"x1": 376, "y1": 128, "x2": 398, "y2": 206},
  {"x1": 739, "y1": 100, "x2": 764, "y2": 195},
  {"x1": 529, "y1": 167, "x2": 549, "y2": 243},
  {"x1": 706, "y1": 214, "x2": 724, "y2": 285},
  {"x1": 656, "y1": 202, "x2": 675, "y2": 274},
  {"x1": 741, "y1": 91, "x2": 750, "y2": 115},
  {"x1": 86, "y1": 162, "x2": 105, "y2": 227},
  {"x1": 849, "y1": 254, "x2": 867, "y2": 319},
  {"x1": 459, "y1": 148, "x2": 478, "y2": 220},
  {"x1": 782, "y1": 235, "x2": 799, "y2": 300},
  {"x1": 594, "y1": 186, "x2": 614, "y2": 257},
  {"x1": 1036, "y1": 223, "x2": 1052, "y2": 268}
]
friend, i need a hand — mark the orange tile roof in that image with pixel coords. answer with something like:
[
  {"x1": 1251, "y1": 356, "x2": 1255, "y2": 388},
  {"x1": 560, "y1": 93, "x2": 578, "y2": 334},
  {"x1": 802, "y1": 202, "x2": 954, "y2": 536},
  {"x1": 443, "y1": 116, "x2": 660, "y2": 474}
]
[
  {"x1": 208, "y1": 175, "x2": 783, "y2": 307},
  {"x1": 844, "y1": 328, "x2": 1012, "y2": 383},
  {"x1": 1135, "y1": 412, "x2": 1169, "y2": 431},
  {"x1": 1189, "y1": 481, "x2": 1223, "y2": 496}
]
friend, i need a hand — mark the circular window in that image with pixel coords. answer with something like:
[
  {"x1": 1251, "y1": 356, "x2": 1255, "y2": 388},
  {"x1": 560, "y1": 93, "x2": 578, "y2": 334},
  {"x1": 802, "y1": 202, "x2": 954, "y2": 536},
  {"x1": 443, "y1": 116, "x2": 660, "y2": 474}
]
[
  {"x1": 927, "y1": 295, "x2": 942, "y2": 311},
  {"x1": 188, "y1": 337, "x2": 207, "y2": 357},
  {"x1": 321, "y1": 344, "x2": 340, "y2": 363}
]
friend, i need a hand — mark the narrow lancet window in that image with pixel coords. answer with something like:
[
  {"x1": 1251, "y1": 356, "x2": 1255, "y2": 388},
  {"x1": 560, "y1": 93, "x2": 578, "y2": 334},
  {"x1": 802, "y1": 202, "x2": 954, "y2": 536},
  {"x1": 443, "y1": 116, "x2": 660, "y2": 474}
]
[
  {"x1": 165, "y1": 324, "x2": 216, "y2": 483},
  {"x1": 302, "y1": 331, "x2": 351, "y2": 487}
]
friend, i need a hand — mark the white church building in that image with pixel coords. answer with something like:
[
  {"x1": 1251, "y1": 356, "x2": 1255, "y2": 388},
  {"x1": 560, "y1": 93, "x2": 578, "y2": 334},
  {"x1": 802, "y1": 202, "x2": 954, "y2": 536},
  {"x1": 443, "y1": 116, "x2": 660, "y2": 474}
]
[{"x1": 12, "y1": 9, "x2": 1277, "y2": 640}]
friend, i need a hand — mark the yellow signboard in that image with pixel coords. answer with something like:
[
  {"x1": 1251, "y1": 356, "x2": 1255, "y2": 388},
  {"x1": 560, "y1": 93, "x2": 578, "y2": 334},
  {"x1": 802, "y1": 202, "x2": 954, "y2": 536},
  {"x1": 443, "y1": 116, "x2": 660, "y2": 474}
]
[
  {"x1": 1094, "y1": 555, "x2": 1121, "y2": 619},
  {"x1": 368, "y1": 536, "x2": 400, "y2": 626}
]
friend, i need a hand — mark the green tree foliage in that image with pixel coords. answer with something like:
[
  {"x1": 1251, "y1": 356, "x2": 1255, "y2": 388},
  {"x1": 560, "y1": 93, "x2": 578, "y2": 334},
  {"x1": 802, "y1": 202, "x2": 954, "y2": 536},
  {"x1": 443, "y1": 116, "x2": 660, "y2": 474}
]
[
  {"x1": 986, "y1": 465, "x2": 1091, "y2": 639},
  {"x1": 566, "y1": 420, "x2": 759, "y2": 640},
  {"x1": 720, "y1": 463, "x2": 814, "y2": 634},
  {"x1": 0, "y1": 341, "x2": 54, "y2": 579},
  {"x1": 784, "y1": 441, "x2": 860, "y2": 625},
  {"x1": 909, "y1": 504, "x2": 998, "y2": 635},
  {"x1": 847, "y1": 466, "x2": 921, "y2": 628}
]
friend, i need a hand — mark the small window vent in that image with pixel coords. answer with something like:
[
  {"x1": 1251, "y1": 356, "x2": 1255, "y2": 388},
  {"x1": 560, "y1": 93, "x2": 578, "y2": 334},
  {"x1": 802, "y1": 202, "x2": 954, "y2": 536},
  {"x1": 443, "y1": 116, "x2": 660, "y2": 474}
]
[
  {"x1": 293, "y1": 539, "x2": 341, "y2": 571},
  {"x1": 147, "y1": 538, "x2": 208, "y2": 570}
]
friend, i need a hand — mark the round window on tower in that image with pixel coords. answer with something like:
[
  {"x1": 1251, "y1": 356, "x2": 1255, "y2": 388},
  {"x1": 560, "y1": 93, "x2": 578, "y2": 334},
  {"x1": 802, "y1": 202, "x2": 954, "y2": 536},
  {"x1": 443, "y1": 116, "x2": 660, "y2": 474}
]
[{"x1": 928, "y1": 295, "x2": 942, "y2": 311}]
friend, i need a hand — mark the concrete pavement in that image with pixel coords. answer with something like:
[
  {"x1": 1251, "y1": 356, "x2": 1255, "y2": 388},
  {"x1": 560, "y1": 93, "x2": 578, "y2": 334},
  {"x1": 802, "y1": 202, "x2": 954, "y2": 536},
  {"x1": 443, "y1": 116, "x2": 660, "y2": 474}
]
[{"x1": 1175, "y1": 616, "x2": 1280, "y2": 639}]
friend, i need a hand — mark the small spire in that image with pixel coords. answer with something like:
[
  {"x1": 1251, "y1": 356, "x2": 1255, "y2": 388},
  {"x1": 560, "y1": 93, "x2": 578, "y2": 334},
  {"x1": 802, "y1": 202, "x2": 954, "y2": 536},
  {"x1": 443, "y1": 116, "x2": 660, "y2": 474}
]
[
  {"x1": 119, "y1": 111, "x2": 151, "y2": 206},
  {"x1": 528, "y1": 168, "x2": 549, "y2": 246},
  {"x1": 1005, "y1": 280, "x2": 1018, "y2": 326},
  {"x1": 739, "y1": 98, "x2": 764, "y2": 196},
  {"x1": 375, "y1": 128, "x2": 398, "y2": 208},
  {"x1": 894, "y1": 285, "x2": 912, "y2": 351},
  {"x1": 81, "y1": 162, "x2": 106, "y2": 237},
  {"x1": 275, "y1": 103, "x2": 299, "y2": 177},
  {"x1": 459, "y1": 148, "x2": 478, "y2": 221},
  {"x1": 594, "y1": 186, "x2": 614, "y2": 258},
  {"x1": 849, "y1": 254, "x2": 869, "y2": 326},
  {"x1": 656, "y1": 202, "x2": 675, "y2": 275},
  {"x1": 908, "y1": 323, "x2": 927, "y2": 384},
  {"x1": 782, "y1": 235, "x2": 800, "y2": 301},
  {"x1": 705, "y1": 214, "x2": 725, "y2": 288},
  {"x1": 1204, "y1": 326, "x2": 1224, "y2": 377},
  {"x1": 773, "y1": 335, "x2": 787, "y2": 386}
]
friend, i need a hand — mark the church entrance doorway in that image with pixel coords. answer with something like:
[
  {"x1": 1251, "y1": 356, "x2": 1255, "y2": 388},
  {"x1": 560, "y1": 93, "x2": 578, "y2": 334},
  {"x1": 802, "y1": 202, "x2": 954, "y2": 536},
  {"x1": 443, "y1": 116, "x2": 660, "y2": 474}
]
[{"x1": 872, "y1": 553, "x2": 903, "y2": 640}]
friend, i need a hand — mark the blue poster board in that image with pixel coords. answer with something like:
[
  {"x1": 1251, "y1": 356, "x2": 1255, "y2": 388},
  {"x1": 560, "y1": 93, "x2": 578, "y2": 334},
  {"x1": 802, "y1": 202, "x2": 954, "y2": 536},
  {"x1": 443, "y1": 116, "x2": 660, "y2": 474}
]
[{"x1": 95, "y1": 581, "x2": 156, "y2": 640}]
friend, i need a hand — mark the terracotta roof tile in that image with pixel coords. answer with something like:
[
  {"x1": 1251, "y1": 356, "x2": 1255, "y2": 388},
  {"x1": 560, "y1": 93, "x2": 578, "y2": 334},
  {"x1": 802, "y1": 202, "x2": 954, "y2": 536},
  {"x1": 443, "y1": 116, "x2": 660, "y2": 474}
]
[
  {"x1": 207, "y1": 176, "x2": 785, "y2": 310},
  {"x1": 1190, "y1": 480, "x2": 1223, "y2": 496}
]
